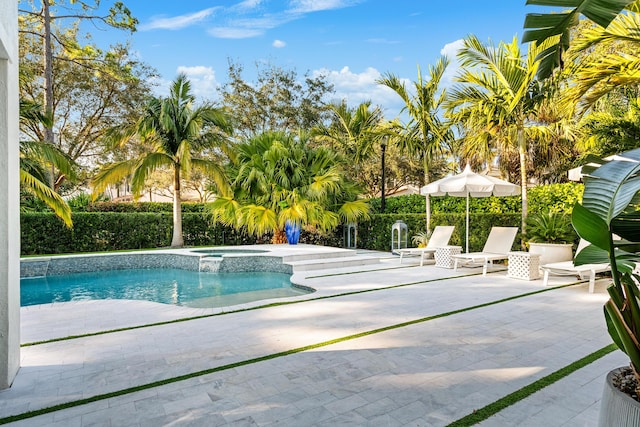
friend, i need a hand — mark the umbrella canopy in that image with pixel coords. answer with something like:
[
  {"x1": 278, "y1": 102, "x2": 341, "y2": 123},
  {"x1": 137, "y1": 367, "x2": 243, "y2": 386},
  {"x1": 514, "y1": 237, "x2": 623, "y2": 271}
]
[{"x1": 420, "y1": 165, "x2": 520, "y2": 252}]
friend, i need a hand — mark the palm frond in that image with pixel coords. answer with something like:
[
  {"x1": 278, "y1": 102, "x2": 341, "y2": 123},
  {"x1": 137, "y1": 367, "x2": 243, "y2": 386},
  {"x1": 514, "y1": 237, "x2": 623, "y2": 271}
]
[{"x1": 21, "y1": 169, "x2": 72, "y2": 227}]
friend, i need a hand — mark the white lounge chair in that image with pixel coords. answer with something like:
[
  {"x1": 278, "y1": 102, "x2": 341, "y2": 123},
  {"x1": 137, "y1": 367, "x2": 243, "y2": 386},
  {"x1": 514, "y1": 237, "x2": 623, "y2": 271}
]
[
  {"x1": 398, "y1": 226, "x2": 455, "y2": 266},
  {"x1": 452, "y1": 227, "x2": 519, "y2": 276},
  {"x1": 541, "y1": 239, "x2": 610, "y2": 293}
]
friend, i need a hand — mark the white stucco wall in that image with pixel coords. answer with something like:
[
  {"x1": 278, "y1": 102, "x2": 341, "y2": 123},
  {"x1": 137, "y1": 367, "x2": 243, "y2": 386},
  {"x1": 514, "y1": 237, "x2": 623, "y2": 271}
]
[{"x1": 0, "y1": 0, "x2": 20, "y2": 388}]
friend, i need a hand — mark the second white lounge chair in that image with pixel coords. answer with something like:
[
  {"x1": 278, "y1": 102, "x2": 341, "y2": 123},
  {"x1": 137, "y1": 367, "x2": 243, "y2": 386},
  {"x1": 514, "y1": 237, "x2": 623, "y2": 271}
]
[
  {"x1": 452, "y1": 226, "x2": 519, "y2": 276},
  {"x1": 541, "y1": 239, "x2": 610, "y2": 293},
  {"x1": 398, "y1": 225, "x2": 455, "y2": 266}
]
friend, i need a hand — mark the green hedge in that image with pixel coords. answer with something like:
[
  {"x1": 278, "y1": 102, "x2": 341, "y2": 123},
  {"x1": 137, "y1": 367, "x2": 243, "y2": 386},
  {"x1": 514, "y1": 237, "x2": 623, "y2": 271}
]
[
  {"x1": 368, "y1": 182, "x2": 584, "y2": 215},
  {"x1": 357, "y1": 213, "x2": 521, "y2": 252},
  {"x1": 20, "y1": 212, "x2": 342, "y2": 255},
  {"x1": 82, "y1": 202, "x2": 207, "y2": 213},
  {"x1": 21, "y1": 213, "x2": 172, "y2": 255},
  {"x1": 30, "y1": 184, "x2": 584, "y2": 254},
  {"x1": 21, "y1": 211, "x2": 523, "y2": 255}
]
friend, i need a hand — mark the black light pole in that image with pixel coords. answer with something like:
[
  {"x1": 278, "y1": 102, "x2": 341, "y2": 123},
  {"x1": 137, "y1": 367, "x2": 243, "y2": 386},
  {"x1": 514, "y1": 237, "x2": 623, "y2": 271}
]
[{"x1": 380, "y1": 139, "x2": 386, "y2": 213}]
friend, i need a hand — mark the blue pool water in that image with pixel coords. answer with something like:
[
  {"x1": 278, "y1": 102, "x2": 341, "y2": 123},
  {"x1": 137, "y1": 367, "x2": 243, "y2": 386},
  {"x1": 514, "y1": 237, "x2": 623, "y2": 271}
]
[{"x1": 20, "y1": 269, "x2": 309, "y2": 308}]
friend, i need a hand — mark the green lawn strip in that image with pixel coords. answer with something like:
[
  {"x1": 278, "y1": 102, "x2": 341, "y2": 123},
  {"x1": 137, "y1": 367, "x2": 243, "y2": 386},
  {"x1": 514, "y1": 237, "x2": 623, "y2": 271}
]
[
  {"x1": 5, "y1": 282, "x2": 583, "y2": 424},
  {"x1": 446, "y1": 344, "x2": 618, "y2": 427},
  {"x1": 21, "y1": 270, "x2": 489, "y2": 347}
]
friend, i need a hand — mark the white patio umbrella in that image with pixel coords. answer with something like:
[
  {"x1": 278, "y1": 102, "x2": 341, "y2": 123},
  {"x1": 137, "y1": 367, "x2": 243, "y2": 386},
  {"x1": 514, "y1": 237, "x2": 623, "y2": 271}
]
[{"x1": 420, "y1": 165, "x2": 521, "y2": 253}]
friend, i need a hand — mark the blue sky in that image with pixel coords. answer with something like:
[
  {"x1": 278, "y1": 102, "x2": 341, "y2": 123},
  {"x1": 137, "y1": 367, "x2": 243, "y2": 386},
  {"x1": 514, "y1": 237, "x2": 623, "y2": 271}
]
[{"x1": 91, "y1": 1, "x2": 547, "y2": 118}]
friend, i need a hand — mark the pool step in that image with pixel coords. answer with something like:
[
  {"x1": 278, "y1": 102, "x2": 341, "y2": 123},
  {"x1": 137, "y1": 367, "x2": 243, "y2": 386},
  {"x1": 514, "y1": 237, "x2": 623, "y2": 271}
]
[
  {"x1": 281, "y1": 248, "x2": 357, "y2": 263},
  {"x1": 285, "y1": 255, "x2": 381, "y2": 272}
]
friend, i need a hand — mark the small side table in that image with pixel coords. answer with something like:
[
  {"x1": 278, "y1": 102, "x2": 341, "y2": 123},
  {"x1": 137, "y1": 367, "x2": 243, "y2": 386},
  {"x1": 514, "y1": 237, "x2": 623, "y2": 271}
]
[
  {"x1": 508, "y1": 251, "x2": 541, "y2": 280},
  {"x1": 435, "y1": 246, "x2": 462, "y2": 269}
]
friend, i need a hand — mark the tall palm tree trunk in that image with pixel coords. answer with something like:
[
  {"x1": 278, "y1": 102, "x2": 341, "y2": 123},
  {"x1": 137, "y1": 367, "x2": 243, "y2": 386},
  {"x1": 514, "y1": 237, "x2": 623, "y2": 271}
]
[
  {"x1": 518, "y1": 126, "x2": 528, "y2": 249},
  {"x1": 42, "y1": 0, "x2": 56, "y2": 188},
  {"x1": 171, "y1": 166, "x2": 184, "y2": 248},
  {"x1": 423, "y1": 155, "x2": 430, "y2": 186}
]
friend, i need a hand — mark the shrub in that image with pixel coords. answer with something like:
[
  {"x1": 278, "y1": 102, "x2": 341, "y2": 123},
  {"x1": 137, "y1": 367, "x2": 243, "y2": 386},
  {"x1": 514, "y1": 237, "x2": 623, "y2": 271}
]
[{"x1": 367, "y1": 182, "x2": 584, "y2": 215}]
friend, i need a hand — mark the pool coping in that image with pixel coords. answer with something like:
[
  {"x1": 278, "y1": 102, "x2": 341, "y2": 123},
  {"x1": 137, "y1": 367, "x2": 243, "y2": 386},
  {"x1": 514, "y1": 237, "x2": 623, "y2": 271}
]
[{"x1": 20, "y1": 246, "x2": 297, "y2": 277}]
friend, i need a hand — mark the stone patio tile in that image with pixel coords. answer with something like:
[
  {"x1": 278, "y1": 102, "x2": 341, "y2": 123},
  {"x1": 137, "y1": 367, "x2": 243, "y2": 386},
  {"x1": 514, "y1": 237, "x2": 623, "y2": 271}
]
[{"x1": 3, "y1": 249, "x2": 620, "y2": 426}]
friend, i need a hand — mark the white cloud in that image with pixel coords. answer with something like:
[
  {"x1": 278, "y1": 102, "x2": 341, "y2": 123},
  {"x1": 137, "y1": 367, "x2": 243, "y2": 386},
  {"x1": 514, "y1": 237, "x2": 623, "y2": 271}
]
[
  {"x1": 272, "y1": 39, "x2": 286, "y2": 48},
  {"x1": 205, "y1": 0, "x2": 360, "y2": 39},
  {"x1": 147, "y1": 67, "x2": 220, "y2": 102},
  {"x1": 289, "y1": 0, "x2": 359, "y2": 13},
  {"x1": 208, "y1": 26, "x2": 264, "y2": 39},
  {"x1": 140, "y1": 8, "x2": 219, "y2": 31},
  {"x1": 176, "y1": 66, "x2": 220, "y2": 101},
  {"x1": 314, "y1": 66, "x2": 406, "y2": 118},
  {"x1": 233, "y1": 0, "x2": 263, "y2": 10},
  {"x1": 440, "y1": 39, "x2": 465, "y2": 87},
  {"x1": 148, "y1": 76, "x2": 171, "y2": 98}
]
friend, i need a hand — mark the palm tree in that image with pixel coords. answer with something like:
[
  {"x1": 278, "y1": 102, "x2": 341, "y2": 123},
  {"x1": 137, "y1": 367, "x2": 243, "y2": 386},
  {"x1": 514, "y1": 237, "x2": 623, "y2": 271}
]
[
  {"x1": 564, "y1": 10, "x2": 640, "y2": 111},
  {"x1": 211, "y1": 131, "x2": 369, "y2": 241},
  {"x1": 523, "y1": 0, "x2": 635, "y2": 79},
  {"x1": 377, "y1": 57, "x2": 453, "y2": 185},
  {"x1": 92, "y1": 74, "x2": 233, "y2": 247},
  {"x1": 311, "y1": 100, "x2": 385, "y2": 180},
  {"x1": 446, "y1": 35, "x2": 553, "y2": 238},
  {"x1": 19, "y1": 99, "x2": 74, "y2": 227}
]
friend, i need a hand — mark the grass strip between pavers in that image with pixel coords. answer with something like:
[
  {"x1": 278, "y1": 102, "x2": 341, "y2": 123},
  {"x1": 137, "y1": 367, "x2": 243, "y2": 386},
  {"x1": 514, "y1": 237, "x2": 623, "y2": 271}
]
[
  {"x1": 446, "y1": 343, "x2": 618, "y2": 427},
  {"x1": 3, "y1": 281, "x2": 583, "y2": 425},
  {"x1": 22, "y1": 270, "x2": 492, "y2": 347}
]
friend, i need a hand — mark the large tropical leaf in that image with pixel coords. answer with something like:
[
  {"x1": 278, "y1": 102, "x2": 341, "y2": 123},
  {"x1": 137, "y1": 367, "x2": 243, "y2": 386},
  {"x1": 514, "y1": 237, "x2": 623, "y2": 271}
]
[
  {"x1": 580, "y1": 148, "x2": 640, "y2": 223},
  {"x1": 92, "y1": 158, "x2": 144, "y2": 197},
  {"x1": 20, "y1": 170, "x2": 72, "y2": 227},
  {"x1": 523, "y1": 0, "x2": 634, "y2": 78},
  {"x1": 240, "y1": 204, "x2": 278, "y2": 236},
  {"x1": 572, "y1": 149, "x2": 640, "y2": 289}
]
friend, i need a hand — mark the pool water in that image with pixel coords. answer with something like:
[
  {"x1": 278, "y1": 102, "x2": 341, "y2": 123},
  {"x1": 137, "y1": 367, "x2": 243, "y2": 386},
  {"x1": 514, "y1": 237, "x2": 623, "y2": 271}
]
[{"x1": 20, "y1": 269, "x2": 310, "y2": 308}]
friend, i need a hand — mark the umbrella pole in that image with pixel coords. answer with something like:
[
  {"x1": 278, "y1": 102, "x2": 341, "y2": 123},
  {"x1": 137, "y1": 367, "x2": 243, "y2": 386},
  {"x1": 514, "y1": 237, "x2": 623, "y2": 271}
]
[
  {"x1": 426, "y1": 195, "x2": 431, "y2": 233},
  {"x1": 466, "y1": 192, "x2": 470, "y2": 253}
]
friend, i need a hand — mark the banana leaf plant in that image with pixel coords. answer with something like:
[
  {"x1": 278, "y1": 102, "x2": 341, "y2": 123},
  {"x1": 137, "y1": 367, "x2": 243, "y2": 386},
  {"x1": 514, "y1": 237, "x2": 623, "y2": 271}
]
[{"x1": 572, "y1": 148, "x2": 640, "y2": 391}]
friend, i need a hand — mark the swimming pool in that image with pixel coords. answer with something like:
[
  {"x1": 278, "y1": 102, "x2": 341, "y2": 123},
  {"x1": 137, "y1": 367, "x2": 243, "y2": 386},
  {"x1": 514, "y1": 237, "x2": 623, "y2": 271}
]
[{"x1": 20, "y1": 268, "x2": 311, "y2": 308}]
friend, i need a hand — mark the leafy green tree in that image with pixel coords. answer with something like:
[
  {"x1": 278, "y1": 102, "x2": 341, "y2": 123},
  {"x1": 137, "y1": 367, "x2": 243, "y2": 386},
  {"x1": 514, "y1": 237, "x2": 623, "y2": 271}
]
[
  {"x1": 19, "y1": 17, "x2": 156, "y2": 190},
  {"x1": 19, "y1": 0, "x2": 137, "y2": 185},
  {"x1": 19, "y1": 99, "x2": 74, "y2": 226},
  {"x1": 377, "y1": 58, "x2": 454, "y2": 185},
  {"x1": 92, "y1": 74, "x2": 233, "y2": 247},
  {"x1": 446, "y1": 35, "x2": 555, "y2": 237},
  {"x1": 211, "y1": 131, "x2": 369, "y2": 241},
  {"x1": 221, "y1": 60, "x2": 334, "y2": 138}
]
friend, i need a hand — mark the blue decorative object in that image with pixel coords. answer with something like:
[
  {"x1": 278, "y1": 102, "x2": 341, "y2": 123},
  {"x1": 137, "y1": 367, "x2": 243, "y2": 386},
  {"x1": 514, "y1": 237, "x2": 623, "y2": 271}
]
[{"x1": 285, "y1": 220, "x2": 301, "y2": 245}]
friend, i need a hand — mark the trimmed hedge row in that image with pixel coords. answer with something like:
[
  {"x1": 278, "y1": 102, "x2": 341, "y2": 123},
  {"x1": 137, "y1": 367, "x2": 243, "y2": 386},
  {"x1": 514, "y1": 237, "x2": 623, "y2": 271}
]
[
  {"x1": 357, "y1": 213, "x2": 521, "y2": 252},
  {"x1": 82, "y1": 202, "x2": 208, "y2": 213},
  {"x1": 21, "y1": 211, "x2": 521, "y2": 255},
  {"x1": 21, "y1": 213, "x2": 259, "y2": 255},
  {"x1": 367, "y1": 182, "x2": 584, "y2": 215}
]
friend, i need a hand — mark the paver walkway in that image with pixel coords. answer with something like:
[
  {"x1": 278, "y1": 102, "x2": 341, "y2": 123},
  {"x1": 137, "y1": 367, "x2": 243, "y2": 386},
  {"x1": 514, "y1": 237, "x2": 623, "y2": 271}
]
[{"x1": 1, "y1": 253, "x2": 624, "y2": 426}]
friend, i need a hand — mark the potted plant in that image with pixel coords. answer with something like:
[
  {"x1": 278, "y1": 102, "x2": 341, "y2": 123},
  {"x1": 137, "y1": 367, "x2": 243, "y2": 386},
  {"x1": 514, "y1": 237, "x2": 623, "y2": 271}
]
[
  {"x1": 526, "y1": 211, "x2": 576, "y2": 265},
  {"x1": 571, "y1": 149, "x2": 640, "y2": 426},
  {"x1": 411, "y1": 231, "x2": 430, "y2": 248}
]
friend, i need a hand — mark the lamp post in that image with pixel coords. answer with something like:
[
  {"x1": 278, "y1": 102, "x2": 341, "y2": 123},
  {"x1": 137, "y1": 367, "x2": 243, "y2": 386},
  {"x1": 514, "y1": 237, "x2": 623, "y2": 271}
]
[{"x1": 380, "y1": 139, "x2": 386, "y2": 213}]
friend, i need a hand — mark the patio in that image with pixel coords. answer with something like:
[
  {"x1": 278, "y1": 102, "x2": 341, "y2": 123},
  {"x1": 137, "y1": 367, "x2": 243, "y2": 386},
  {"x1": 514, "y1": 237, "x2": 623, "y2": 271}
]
[{"x1": 1, "y1": 246, "x2": 625, "y2": 426}]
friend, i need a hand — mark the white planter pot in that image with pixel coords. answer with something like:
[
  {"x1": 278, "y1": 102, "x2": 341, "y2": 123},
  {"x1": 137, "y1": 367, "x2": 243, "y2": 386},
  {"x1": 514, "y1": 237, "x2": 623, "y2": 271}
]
[
  {"x1": 599, "y1": 367, "x2": 640, "y2": 426},
  {"x1": 528, "y1": 243, "x2": 573, "y2": 266}
]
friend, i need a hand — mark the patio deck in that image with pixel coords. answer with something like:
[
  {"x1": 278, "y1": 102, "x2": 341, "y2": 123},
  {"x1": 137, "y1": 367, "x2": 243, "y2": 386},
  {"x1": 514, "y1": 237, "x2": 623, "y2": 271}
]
[{"x1": 1, "y1": 245, "x2": 626, "y2": 426}]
